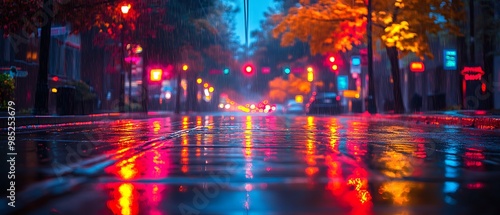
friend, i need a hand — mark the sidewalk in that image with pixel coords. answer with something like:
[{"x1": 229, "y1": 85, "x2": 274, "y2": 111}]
[
  {"x1": 0, "y1": 111, "x2": 174, "y2": 128},
  {"x1": 375, "y1": 110, "x2": 500, "y2": 129}
]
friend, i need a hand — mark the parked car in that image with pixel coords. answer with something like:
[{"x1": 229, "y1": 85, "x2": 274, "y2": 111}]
[
  {"x1": 285, "y1": 100, "x2": 305, "y2": 114},
  {"x1": 306, "y1": 92, "x2": 342, "y2": 115},
  {"x1": 272, "y1": 104, "x2": 286, "y2": 114}
]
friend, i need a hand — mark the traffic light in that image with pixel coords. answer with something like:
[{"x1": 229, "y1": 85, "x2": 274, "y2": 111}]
[
  {"x1": 307, "y1": 72, "x2": 314, "y2": 82},
  {"x1": 329, "y1": 56, "x2": 335, "y2": 63},
  {"x1": 331, "y1": 65, "x2": 338, "y2": 71},
  {"x1": 328, "y1": 55, "x2": 339, "y2": 72},
  {"x1": 243, "y1": 64, "x2": 254, "y2": 75},
  {"x1": 223, "y1": 68, "x2": 230, "y2": 75},
  {"x1": 150, "y1": 69, "x2": 162, "y2": 82},
  {"x1": 307, "y1": 68, "x2": 314, "y2": 82}
]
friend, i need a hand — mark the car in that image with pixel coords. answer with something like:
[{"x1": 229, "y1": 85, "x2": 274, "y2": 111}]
[
  {"x1": 272, "y1": 104, "x2": 285, "y2": 114},
  {"x1": 285, "y1": 100, "x2": 305, "y2": 114},
  {"x1": 306, "y1": 92, "x2": 342, "y2": 115}
]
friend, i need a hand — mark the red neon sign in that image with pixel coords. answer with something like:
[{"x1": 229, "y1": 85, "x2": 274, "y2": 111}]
[
  {"x1": 461, "y1": 66, "x2": 484, "y2": 81},
  {"x1": 410, "y1": 62, "x2": 425, "y2": 72}
]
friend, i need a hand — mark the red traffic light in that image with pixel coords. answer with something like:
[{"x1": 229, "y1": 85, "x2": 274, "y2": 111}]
[
  {"x1": 245, "y1": 66, "x2": 253, "y2": 73},
  {"x1": 329, "y1": 56, "x2": 336, "y2": 63},
  {"x1": 243, "y1": 64, "x2": 254, "y2": 74}
]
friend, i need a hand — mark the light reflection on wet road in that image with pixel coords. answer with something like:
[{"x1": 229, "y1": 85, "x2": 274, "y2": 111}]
[{"x1": 3, "y1": 114, "x2": 500, "y2": 215}]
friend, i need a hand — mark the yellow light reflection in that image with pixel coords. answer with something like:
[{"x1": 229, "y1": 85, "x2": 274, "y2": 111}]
[
  {"x1": 181, "y1": 146, "x2": 189, "y2": 173},
  {"x1": 244, "y1": 116, "x2": 253, "y2": 179},
  {"x1": 196, "y1": 116, "x2": 202, "y2": 126},
  {"x1": 330, "y1": 119, "x2": 339, "y2": 151},
  {"x1": 375, "y1": 126, "x2": 422, "y2": 206},
  {"x1": 305, "y1": 116, "x2": 317, "y2": 176},
  {"x1": 182, "y1": 116, "x2": 189, "y2": 130},
  {"x1": 118, "y1": 183, "x2": 134, "y2": 215},
  {"x1": 153, "y1": 121, "x2": 161, "y2": 134},
  {"x1": 205, "y1": 116, "x2": 214, "y2": 130},
  {"x1": 117, "y1": 154, "x2": 139, "y2": 180},
  {"x1": 119, "y1": 163, "x2": 137, "y2": 180},
  {"x1": 196, "y1": 117, "x2": 202, "y2": 157},
  {"x1": 379, "y1": 181, "x2": 423, "y2": 206}
]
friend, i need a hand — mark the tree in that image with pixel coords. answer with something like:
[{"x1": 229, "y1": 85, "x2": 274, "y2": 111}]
[
  {"x1": 1, "y1": 0, "x2": 239, "y2": 113},
  {"x1": 250, "y1": 4, "x2": 310, "y2": 95},
  {"x1": 268, "y1": 73, "x2": 319, "y2": 103},
  {"x1": 273, "y1": 0, "x2": 464, "y2": 113},
  {"x1": 477, "y1": 0, "x2": 500, "y2": 110},
  {"x1": 1, "y1": 0, "x2": 167, "y2": 114}
]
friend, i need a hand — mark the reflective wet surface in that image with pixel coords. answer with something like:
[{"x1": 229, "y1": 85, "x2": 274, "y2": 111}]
[{"x1": 2, "y1": 114, "x2": 500, "y2": 215}]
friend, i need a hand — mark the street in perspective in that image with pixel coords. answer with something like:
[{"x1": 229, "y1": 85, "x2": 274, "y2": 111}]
[{"x1": 2, "y1": 0, "x2": 500, "y2": 214}]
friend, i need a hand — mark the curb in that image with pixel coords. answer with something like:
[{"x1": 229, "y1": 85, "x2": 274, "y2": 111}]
[
  {"x1": 0, "y1": 112, "x2": 171, "y2": 128},
  {"x1": 382, "y1": 114, "x2": 500, "y2": 129}
]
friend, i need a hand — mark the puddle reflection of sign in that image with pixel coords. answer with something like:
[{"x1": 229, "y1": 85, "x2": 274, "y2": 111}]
[{"x1": 461, "y1": 66, "x2": 484, "y2": 81}]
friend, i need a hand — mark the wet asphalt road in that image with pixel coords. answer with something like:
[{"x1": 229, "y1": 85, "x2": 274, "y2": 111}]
[{"x1": 2, "y1": 113, "x2": 500, "y2": 215}]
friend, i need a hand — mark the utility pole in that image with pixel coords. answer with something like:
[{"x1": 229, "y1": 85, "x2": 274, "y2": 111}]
[
  {"x1": 33, "y1": 0, "x2": 52, "y2": 115},
  {"x1": 119, "y1": 29, "x2": 125, "y2": 113},
  {"x1": 469, "y1": 0, "x2": 475, "y2": 64},
  {"x1": 175, "y1": 63, "x2": 184, "y2": 114},
  {"x1": 366, "y1": 0, "x2": 377, "y2": 114}
]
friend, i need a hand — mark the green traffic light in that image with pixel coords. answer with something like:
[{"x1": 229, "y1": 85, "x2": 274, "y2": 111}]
[
  {"x1": 223, "y1": 68, "x2": 230, "y2": 74},
  {"x1": 284, "y1": 67, "x2": 291, "y2": 74}
]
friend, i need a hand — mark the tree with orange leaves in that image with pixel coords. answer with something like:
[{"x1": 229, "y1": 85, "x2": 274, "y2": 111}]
[
  {"x1": 273, "y1": 0, "x2": 464, "y2": 113},
  {"x1": 268, "y1": 73, "x2": 323, "y2": 103}
]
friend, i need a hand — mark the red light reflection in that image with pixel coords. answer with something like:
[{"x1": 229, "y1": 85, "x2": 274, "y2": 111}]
[{"x1": 464, "y1": 147, "x2": 485, "y2": 169}]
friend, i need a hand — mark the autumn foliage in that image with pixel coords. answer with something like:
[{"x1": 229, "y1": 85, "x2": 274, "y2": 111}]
[
  {"x1": 273, "y1": 0, "x2": 464, "y2": 112},
  {"x1": 268, "y1": 73, "x2": 320, "y2": 103}
]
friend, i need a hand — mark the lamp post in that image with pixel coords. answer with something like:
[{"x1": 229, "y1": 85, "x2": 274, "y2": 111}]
[
  {"x1": 175, "y1": 64, "x2": 188, "y2": 114},
  {"x1": 127, "y1": 45, "x2": 132, "y2": 112},
  {"x1": 366, "y1": 0, "x2": 377, "y2": 114},
  {"x1": 118, "y1": 4, "x2": 131, "y2": 113}
]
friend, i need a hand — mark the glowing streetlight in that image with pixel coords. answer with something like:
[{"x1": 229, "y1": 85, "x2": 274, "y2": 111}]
[
  {"x1": 182, "y1": 64, "x2": 189, "y2": 71},
  {"x1": 197, "y1": 78, "x2": 203, "y2": 84},
  {"x1": 121, "y1": 4, "x2": 131, "y2": 14}
]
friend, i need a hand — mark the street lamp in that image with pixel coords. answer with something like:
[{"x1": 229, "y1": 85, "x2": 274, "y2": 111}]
[
  {"x1": 118, "y1": 3, "x2": 131, "y2": 112},
  {"x1": 175, "y1": 64, "x2": 188, "y2": 114},
  {"x1": 366, "y1": 0, "x2": 377, "y2": 114},
  {"x1": 121, "y1": 4, "x2": 131, "y2": 14}
]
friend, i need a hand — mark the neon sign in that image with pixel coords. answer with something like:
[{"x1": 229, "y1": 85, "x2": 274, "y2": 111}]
[{"x1": 461, "y1": 66, "x2": 484, "y2": 81}]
